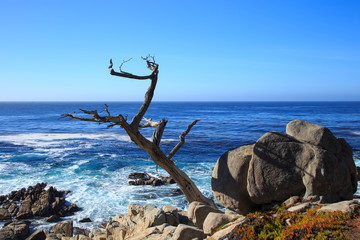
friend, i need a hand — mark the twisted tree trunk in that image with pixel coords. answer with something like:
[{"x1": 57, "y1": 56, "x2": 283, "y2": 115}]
[{"x1": 63, "y1": 56, "x2": 215, "y2": 207}]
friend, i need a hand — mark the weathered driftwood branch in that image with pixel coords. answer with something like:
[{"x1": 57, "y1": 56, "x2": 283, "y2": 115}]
[
  {"x1": 139, "y1": 118, "x2": 163, "y2": 128},
  {"x1": 63, "y1": 57, "x2": 215, "y2": 207},
  {"x1": 62, "y1": 110, "x2": 126, "y2": 127}
]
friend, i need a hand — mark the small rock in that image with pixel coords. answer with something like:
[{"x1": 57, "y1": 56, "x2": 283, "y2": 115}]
[
  {"x1": 44, "y1": 232, "x2": 61, "y2": 240},
  {"x1": 51, "y1": 197, "x2": 65, "y2": 212},
  {"x1": 128, "y1": 172, "x2": 150, "y2": 180},
  {"x1": 0, "y1": 208, "x2": 12, "y2": 221},
  {"x1": 128, "y1": 172, "x2": 175, "y2": 187},
  {"x1": 317, "y1": 200, "x2": 360, "y2": 214},
  {"x1": 287, "y1": 203, "x2": 316, "y2": 212},
  {"x1": 31, "y1": 191, "x2": 51, "y2": 217},
  {"x1": 172, "y1": 224, "x2": 206, "y2": 240},
  {"x1": 169, "y1": 189, "x2": 183, "y2": 196},
  {"x1": 203, "y1": 212, "x2": 233, "y2": 235},
  {"x1": 284, "y1": 196, "x2": 301, "y2": 207},
  {"x1": 46, "y1": 215, "x2": 61, "y2": 222},
  {"x1": 128, "y1": 181, "x2": 136, "y2": 185},
  {"x1": 0, "y1": 220, "x2": 30, "y2": 240},
  {"x1": 165, "y1": 177, "x2": 175, "y2": 184},
  {"x1": 59, "y1": 204, "x2": 79, "y2": 217},
  {"x1": 79, "y1": 218, "x2": 92, "y2": 223},
  {"x1": 53, "y1": 220, "x2": 73, "y2": 237},
  {"x1": 303, "y1": 195, "x2": 320, "y2": 202},
  {"x1": 162, "y1": 205, "x2": 179, "y2": 226},
  {"x1": 73, "y1": 227, "x2": 91, "y2": 236},
  {"x1": 152, "y1": 178, "x2": 162, "y2": 186},
  {"x1": 16, "y1": 196, "x2": 33, "y2": 219},
  {"x1": 25, "y1": 230, "x2": 46, "y2": 240},
  {"x1": 285, "y1": 218, "x2": 292, "y2": 226},
  {"x1": 188, "y1": 201, "x2": 223, "y2": 229}
]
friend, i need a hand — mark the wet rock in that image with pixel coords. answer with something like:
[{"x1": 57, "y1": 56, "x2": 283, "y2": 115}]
[
  {"x1": 45, "y1": 215, "x2": 61, "y2": 222},
  {"x1": 0, "y1": 195, "x2": 6, "y2": 204},
  {"x1": 129, "y1": 172, "x2": 150, "y2": 180},
  {"x1": 59, "y1": 204, "x2": 79, "y2": 217},
  {"x1": 165, "y1": 189, "x2": 183, "y2": 197},
  {"x1": 51, "y1": 197, "x2": 65, "y2": 212},
  {"x1": 128, "y1": 172, "x2": 175, "y2": 186},
  {"x1": 79, "y1": 218, "x2": 92, "y2": 223},
  {"x1": 0, "y1": 183, "x2": 79, "y2": 223},
  {"x1": 0, "y1": 208, "x2": 12, "y2": 221},
  {"x1": 31, "y1": 191, "x2": 51, "y2": 216},
  {"x1": 16, "y1": 196, "x2": 33, "y2": 219}
]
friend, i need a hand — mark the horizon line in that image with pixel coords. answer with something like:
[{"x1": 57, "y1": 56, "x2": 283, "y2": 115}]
[{"x1": 1, "y1": 100, "x2": 360, "y2": 103}]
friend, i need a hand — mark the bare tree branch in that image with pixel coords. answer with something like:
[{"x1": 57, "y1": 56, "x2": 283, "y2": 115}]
[
  {"x1": 103, "y1": 104, "x2": 111, "y2": 117},
  {"x1": 168, "y1": 120, "x2": 200, "y2": 160},
  {"x1": 108, "y1": 59, "x2": 153, "y2": 80},
  {"x1": 139, "y1": 118, "x2": 164, "y2": 128},
  {"x1": 63, "y1": 57, "x2": 215, "y2": 207},
  {"x1": 119, "y1": 58, "x2": 132, "y2": 73},
  {"x1": 152, "y1": 119, "x2": 168, "y2": 146},
  {"x1": 63, "y1": 111, "x2": 126, "y2": 126},
  {"x1": 130, "y1": 57, "x2": 159, "y2": 130}
]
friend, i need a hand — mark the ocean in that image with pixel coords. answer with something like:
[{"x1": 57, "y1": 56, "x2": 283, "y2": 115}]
[{"x1": 0, "y1": 101, "x2": 359, "y2": 229}]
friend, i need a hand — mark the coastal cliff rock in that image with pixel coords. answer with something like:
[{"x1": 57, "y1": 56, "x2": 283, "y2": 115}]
[
  {"x1": 212, "y1": 120, "x2": 357, "y2": 214},
  {"x1": 0, "y1": 183, "x2": 79, "y2": 222}
]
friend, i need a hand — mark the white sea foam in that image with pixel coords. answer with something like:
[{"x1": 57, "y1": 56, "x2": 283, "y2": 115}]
[
  {"x1": 161, "y1": 138, "x2": 177, "y2": 143},
  {"x1": 0, "y1": 132, "x2": 132, "y2": 157},
  {"x1": 0, "y1": 132, "x2": 131, "y2": 145}
]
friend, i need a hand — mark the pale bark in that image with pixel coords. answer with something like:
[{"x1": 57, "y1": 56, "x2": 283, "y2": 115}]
[{"x1": 63, "y1": 57, "x2": 215, "y2": 207}]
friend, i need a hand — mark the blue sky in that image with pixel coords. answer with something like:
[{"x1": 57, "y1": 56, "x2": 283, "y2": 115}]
[{"x1": 0, "y1": 0, "x2": 359, "y2": 101}]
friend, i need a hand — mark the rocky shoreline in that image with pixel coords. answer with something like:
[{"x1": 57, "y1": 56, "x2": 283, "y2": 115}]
[
  {"x1": 1, "y1": 120, "x2": 359, "y2": 239},
  {"x1": 0, "y1": 183, "x2": 79, "y2": 222},
  {"x1": 1, "y1": 186, "x2": 359, "y2": 240},
  {"x1": 0, "y1": 173, "x2": 181, "y2": 240}
]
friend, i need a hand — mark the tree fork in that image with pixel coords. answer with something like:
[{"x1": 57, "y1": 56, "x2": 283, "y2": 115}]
[{"x1": 63, "y1": 56, "x2": 215, "y2": 208}]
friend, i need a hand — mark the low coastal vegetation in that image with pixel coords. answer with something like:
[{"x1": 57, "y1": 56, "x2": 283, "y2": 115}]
[{"x1": 227, "y1": 206, "x2": 357, "y2": 240}]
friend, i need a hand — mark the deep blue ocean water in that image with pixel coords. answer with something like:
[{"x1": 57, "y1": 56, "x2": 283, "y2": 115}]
[{"x1": 0, "y1": 101, "x2": 359, "y2": 229}]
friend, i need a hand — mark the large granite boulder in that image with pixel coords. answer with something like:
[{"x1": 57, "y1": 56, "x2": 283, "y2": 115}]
[
  {"x1": 212, "y1": 144, "x2": 256, "y2": 214},
  {"x1": 212, "y1": 120, "x2": 357, "y2": 213}
]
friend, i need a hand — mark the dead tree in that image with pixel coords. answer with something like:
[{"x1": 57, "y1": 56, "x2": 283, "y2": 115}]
[{"x1": 63, "y1": 56, "x2": 215, "y2": 207}]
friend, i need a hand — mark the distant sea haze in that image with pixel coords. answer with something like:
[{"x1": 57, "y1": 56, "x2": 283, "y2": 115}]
[{"x1": 0, "y1": 101, "x2": 359, "y2": 229}]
